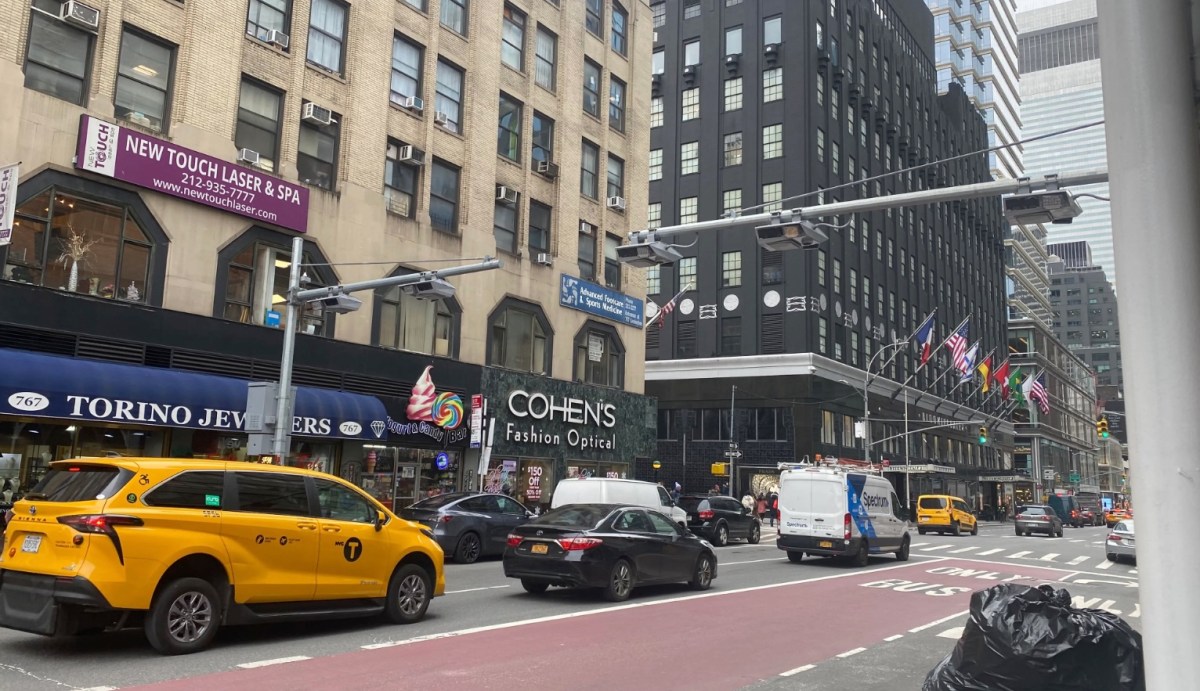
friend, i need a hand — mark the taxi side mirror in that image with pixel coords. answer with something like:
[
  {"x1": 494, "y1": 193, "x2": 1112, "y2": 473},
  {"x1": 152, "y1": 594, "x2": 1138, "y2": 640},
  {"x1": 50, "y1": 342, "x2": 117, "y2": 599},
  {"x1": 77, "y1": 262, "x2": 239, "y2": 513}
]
[{"x1": 375, "y1": 510, "x2": 386, "y2": 532}]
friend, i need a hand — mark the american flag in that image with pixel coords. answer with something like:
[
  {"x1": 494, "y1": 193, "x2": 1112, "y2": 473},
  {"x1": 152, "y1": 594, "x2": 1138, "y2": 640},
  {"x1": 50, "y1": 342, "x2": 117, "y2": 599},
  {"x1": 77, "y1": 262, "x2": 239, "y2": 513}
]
[
  {"x1": 656, "y1": 297, "x2": 675, "y2": 329},
  {"x1": 944, "y1": 319, "x2": 971, "y2": 373},
  {"x1": 1028, "y1": 373, "x2": 1050, "y2": 414}
]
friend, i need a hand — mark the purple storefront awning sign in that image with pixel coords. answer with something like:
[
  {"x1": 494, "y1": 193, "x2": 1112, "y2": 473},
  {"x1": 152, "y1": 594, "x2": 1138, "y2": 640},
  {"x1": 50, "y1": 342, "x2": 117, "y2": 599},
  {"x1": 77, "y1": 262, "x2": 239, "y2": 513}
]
[{"x1": 74, "y1": 115, "x2": 309, "y2": 233}]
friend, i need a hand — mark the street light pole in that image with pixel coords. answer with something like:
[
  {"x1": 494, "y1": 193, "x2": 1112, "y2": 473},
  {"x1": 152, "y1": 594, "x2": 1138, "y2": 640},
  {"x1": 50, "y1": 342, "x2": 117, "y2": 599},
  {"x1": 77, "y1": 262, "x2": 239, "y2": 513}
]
[{"x1": 860, "y1": 340, "x2": 908, "y2": 466}]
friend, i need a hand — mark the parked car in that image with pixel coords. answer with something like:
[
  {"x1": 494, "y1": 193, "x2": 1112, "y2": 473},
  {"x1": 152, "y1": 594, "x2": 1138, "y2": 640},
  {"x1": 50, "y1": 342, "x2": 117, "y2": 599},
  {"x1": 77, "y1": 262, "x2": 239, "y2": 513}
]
[
  {"x1": 399, "y1": 492, "x2": 533, "y2": 564},
  {"x1": 916, "y1": 495, "x2": 978, "y2": 536},
  {"x1": 0, "y1": 458, "x2": 444, "y2": 654},
  {"x1": 677, "y1": 494, "x2": 761, "y2": 546},
  {"x1": 1015, "y1": 504, "x2": 1064, "y2": 537},
  {"x1": 1105, "y1": 519, "x2": 1136, "y2": 563},
  {"x1": 502, "y1": 504, "x2": 717, "y2": 602}
]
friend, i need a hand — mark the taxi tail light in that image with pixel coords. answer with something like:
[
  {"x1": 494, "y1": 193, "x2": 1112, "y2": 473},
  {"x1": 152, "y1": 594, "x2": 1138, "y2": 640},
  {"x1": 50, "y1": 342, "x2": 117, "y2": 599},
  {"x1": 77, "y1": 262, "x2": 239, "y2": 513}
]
[
  {"x1": 506, "y1": 534, "x2": 523, "y2": 548},
  {"x1": 58, "y1": 514, "x2": 143, "y2": 565},
  {"x1": 557, "y1": 537, "x2": 603, "y2": 551},
  {"x1": 844, "y1": 513, "x2": 852, "y2": 540},
  {"x1": 698, "y1": 509, "x2": 715, "y2": 520}
]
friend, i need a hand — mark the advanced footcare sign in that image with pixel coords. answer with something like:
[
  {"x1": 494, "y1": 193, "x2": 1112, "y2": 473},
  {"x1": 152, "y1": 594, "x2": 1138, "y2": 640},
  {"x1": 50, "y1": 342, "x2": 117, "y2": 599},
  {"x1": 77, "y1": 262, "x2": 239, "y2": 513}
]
[{"x1": 74, "y1": 115, "x2": 309, "y2": 233}]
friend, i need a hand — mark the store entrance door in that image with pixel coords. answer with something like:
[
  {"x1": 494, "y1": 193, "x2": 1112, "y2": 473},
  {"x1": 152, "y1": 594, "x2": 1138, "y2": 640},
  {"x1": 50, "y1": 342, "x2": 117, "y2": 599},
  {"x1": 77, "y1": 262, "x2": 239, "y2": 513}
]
[{"x1": 394, "y1": 464, "x2": 418, "y2": 512}]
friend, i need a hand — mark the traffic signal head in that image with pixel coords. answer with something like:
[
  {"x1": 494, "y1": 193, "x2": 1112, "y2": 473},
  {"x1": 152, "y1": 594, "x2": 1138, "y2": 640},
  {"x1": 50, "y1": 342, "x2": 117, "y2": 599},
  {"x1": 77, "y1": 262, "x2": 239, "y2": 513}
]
[
  {"x1": 978, "y1": 426, "x2": 988, "y2": 444},
  {"x1": 1097, "y1": 418, "x2": 1110, "y2": 439}
]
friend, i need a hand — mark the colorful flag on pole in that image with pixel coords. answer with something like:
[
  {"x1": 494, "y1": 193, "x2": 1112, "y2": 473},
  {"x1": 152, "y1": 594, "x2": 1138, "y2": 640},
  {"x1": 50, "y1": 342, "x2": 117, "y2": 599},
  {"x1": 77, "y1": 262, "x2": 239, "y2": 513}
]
[
  {"x1": 1025, "y1": 373, "x2": 1050, "y2": 414},
  {"x1": 943, "y1": 319, "x2": 970, "y2": 371},
  {"x1": 0, "y1": 163, "x2": 18, "y2": 247},
  {"x1": 977, "y1": 353, "x2": 994, "y2": 393},
  {"x1": 958, "y1": 341, "x2": 979, "y2": 381},
  {"x1": 655, "y1": 297, "x2": 676, "y2": 329},
  {"x1": 913, "y1": 311, "x2": 937, "y2": 366},
  {"x1": 993, "y1": 359, "x2": 1011, "y2": 398},
  {"x1": 1008, "y1": 368, "x2": 1024, "y2": 405}
]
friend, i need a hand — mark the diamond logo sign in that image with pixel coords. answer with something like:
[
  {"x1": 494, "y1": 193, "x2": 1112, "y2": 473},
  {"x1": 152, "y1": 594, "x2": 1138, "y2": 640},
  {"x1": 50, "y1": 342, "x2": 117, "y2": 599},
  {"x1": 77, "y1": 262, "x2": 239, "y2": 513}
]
[{"x1": 370, "y1": 420, "x2": 386, "y2": 438}]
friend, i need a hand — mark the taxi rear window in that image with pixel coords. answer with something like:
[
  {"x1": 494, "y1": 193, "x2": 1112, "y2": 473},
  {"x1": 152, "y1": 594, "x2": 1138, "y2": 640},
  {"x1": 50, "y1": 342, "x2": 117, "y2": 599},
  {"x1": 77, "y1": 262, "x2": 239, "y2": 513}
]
[
  {"x1": 919, "y1": 497, "x2": 947, "y2": 509},
  {"x1": 26, "y1": 464, "x2": 133, "y2": 502}
]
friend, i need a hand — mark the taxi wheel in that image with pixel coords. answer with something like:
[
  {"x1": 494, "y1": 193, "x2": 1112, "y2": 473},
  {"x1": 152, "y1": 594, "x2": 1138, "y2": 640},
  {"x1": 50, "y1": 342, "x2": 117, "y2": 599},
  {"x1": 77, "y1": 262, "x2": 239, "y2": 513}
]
[
  {"x1": 385, "y1": 564, "x2": 431, "y2": 624},
  {"x1": 970, "y1": 522, "x2": 978, "y2": 536},
  {"x1": 951, "y1": 521, "x2": 961, "y2": 537},
  {"x1": 918, "y1": 527, "x2": 927, "y2": 535},
  {"x1": 144, "y1": 577, "x2": 220, "y2": 656}
]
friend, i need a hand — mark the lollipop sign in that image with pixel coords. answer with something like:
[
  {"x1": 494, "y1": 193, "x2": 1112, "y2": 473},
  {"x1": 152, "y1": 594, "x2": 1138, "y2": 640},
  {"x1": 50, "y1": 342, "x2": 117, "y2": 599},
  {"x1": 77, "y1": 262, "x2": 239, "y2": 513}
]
[{"x1": 406, "y1": 366, "x2": 466, "y2": 430}]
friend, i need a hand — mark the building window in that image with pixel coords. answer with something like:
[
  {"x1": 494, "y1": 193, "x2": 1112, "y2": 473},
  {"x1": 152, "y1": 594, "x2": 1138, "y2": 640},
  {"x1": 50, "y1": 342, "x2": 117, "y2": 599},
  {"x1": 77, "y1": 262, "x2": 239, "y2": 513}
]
[
  {"x1": 247, "y1": 0, "x2": 291, "y2": 45},
  {"x1": 762, "y1": 182, "x2": 782, "y2": 213},
  {"x1": 762, "y1": 249, "x2": 783, "y2": 285},
  {"x1": 724, "y1": 77, "x2": 743, "y2": 111},
  {"x1": 763, "y1": 124, "x2": 783, "y2": 158},
  {"x1": 235, "y1": 78, "x2": 282, "y2": 172},
  {"x1": 816, "y1": 128, "x2": 826, "y2": 162},
  {"x1": 817, "y1": 250, "x2": 826, "y2": 285},
  {"x1": 764, "y1": 16, "x2": 782, "y2": 44},
  {"x1": 585, "y1": 0, "x2": 603, "y2": 38},
  {"x1": 26, "y1": 4, "x2": 98, "y2": 105},
  {"x1": 723, "y1": 189, "x2": 742, "y2": 216},
  {"x1": 653, "y1": 49, "x2": 665, "y2": 75},
  {"x1": 818, "y1": 317, "x2": 828, "y2": 354},
  {"x1": 682, "y1": 87, "x2": 700, "y2": 120},
  {"x1": 722, "y1": 251, "x2": 741, "y2": 288},
  {"x1": 680, "y1": 197, "x2": 698, "y2": 224},
  {"x1": 580, "y1": 139, "x2": 600, "y2": 198},
  {"x1": 849, "y1": 268, "x2": 857, "y2": 303},
  {"x1": 307, "y1": 0, "x2": 347, "y2": 74},
  {"x1": 217, "y1": 228, "x2": 334, "y2": 335},
  {"x1": 763, "y1": 67, "x2": 783, "y2": 102},
  {"x1": 2, "y1": 180, "x2": 166, "y2": 304},
  {"x1": 429, "y1": 159, "x2": 460, "y2": 234},
  {"x1": 606, "y1": 155, "x2": 624, "y2": 200},
  {"x1": 493, "y1": 201, "x2": 518, "y2": 254},
  {"x1": 681, "y1": 142, "x2": 699, "y2": 175},
  {"x1": 297, "y1": 104, "x2": 339, "y2": 190},
  {"x1": 374, "y1": 271, "x2": 457, "y2": 357},
  {"x1": 862, "y1": 275, "x2": 870, "y2": 311},
  {"x1": 724, "y1": 132, "x2": 743, "y2": 166},
  {"x1": 721, "y1": 318, "x2": 741, "y2": 356},
  {"x1": 578, "y1": 222, "x2": 597, "y2": 279},
  {"x1": 535, "y1": 25, "x2": 557, "y2": 90},
  {"x1": 684, "y1": 0, "x2": 701, "y2": 20},
  {"x1": 647, "y1": 202, "x2": 661, "y2": 229},
  {"x1": 684, "y1": 40, "x2": 700, "y2": 66},
  {"x1": 726, "y1": 26, "x2": 742, "y2": 55},
  {"x1": 575, "y1": 323, "x2": 624, "y2": 388},
  {"x1": 604, "y1": 233, "x2": 622, "y2": 288},
  {"x1": 435, "y1": 59, "x2": 464, "y2": 131},
  {"x1": 609, "y1": 76, "x2": 626, "y2": 132},
  {"x1": 501, "y1": 4, "x2": 526, "y2": 71},
  {"x1": 531, "y1": 111, "x2": 554, "y2": 165},
  {"x1": 384, "y1": 140, "x2": 418, "y2": 218},
  {"x1": 611, "y1": 2, "x2": 628, "y2": 55},
  {"x1": 650, "y1": 96, "x2": 664, "y2": 127},
  {"x1": 390, "y1": 36, "x2": 423, "y2": 105},
  {"x1": 678, "y1": 256, "x2": 697, "y2": 291},
  {"x1": 831, "y1": 140, "x2": 840, "y2": 175},
  {"x1": 112, "y1": 29, "x2": 175, "y2": 133},
  {"x1": 652, "y1": 2, "x2": 665, "y2": 28},
  {"x1": 646, "y1": 265, "x2": 661, "y2": 294},
  {"x1": 583, "y1": 59, "x2": 602, "y2": 117},
  {"x1": 850, "y1": 331, "x2": 860, "y2": 365},
  {"x1": 528, "y1": 200, "x2": 551, "y2": 254},
  {"x1": 402, "y1": 0, "x2": 425, "y2": 10},
  {"x1": 816, "y1": 71, "x2": 825, "y2": 106},
  {"x1": 497, "y1": 93, "x2": 522, "y2": 161},
  {"x1": 649, "y1": 149, "x2": 663, "y2": 181},
  {"x1": 440, "y1": 0, "x2": 468, "y2": 34},
  {"x1": 489, "y1": 300, "x2": 551, "y2": 375}
]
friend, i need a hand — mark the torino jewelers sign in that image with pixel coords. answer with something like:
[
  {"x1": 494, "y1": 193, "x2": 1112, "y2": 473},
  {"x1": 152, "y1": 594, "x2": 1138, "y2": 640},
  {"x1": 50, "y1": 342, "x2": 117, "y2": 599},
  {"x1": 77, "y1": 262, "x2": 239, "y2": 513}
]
[{"x1": 505, "y1": 390, "x2": 617, "y2": 451}]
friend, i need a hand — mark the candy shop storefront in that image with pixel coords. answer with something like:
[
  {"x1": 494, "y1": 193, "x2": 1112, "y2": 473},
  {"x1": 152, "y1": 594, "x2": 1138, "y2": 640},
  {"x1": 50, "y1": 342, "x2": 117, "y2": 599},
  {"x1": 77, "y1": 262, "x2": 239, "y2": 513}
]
[{"x1": 480, "y1": 367, "x2": 656, "y2": 514}]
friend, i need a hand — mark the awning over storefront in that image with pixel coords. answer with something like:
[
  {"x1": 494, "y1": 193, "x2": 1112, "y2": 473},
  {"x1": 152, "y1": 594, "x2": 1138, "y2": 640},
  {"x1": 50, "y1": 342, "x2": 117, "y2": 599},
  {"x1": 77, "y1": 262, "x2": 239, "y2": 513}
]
[{"x1": 0, "y1": 348, "x2": 387, "y2": 441}]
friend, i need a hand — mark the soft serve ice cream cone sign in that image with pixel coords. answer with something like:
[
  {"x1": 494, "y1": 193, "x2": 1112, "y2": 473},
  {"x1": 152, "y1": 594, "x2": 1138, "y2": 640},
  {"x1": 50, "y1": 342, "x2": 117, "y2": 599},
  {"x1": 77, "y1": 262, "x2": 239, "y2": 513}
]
[{"x1": 386, "y1": 366, "x2": 468, "y2": 443}]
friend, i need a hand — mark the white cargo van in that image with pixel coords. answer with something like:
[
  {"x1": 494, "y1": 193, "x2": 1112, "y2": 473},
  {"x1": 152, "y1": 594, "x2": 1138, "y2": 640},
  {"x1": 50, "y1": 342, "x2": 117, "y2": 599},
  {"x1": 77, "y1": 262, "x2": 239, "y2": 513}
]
[
  {"x1": 550, "y1": 478, "x2": 688, "y2": 526},
  {"x1": 776, "y1": 464, "x2": 910, "y2": 567}
]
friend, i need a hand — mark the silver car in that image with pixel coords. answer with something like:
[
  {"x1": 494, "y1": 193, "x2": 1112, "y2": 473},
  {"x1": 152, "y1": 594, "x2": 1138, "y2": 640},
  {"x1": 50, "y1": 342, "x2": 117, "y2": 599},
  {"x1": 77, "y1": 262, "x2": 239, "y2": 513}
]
[
  {"x1": 400, "y1": 492, "x2": 534, "y2": 564},
  {"x1": 1106, "y1": 519, "x2": 1136, "y2": 562}
]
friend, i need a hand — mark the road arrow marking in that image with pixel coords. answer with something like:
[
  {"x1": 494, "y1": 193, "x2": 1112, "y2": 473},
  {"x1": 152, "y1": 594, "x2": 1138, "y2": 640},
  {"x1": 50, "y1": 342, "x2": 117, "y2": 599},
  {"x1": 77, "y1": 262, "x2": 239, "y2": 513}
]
[{"x1": 937, "y1": 626, "x2": 965, "y2": 639}]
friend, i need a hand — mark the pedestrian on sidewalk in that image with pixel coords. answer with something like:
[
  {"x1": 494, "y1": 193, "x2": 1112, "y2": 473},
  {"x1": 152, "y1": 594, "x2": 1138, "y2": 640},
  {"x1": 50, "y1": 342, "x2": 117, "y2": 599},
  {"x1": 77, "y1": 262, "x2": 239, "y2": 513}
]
[
  {"x1": 741, "y1": 492, "x2": 755, "y2": 512},
  {"x1": 770, "y1": 493, "x2": 779, "y2": 527},
  {"x1": 756, "y1": 493, "x2": 767, "y2": 522}
]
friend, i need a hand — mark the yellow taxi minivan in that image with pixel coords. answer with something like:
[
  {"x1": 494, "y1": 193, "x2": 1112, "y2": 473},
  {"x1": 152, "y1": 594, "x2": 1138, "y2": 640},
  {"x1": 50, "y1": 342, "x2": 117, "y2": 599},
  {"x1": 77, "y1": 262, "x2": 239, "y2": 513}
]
[
  {"x1": 0, "y1": 458, "x2": 445, "y2": 654},
  {"x1": 916, "y1": 495, "x2": 978, "y2": 536}
]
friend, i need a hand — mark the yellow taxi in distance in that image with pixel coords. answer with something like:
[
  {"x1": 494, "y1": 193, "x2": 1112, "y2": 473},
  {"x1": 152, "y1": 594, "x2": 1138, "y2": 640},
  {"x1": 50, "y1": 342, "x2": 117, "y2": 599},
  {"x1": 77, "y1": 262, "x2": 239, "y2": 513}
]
[
  {"x1": 916, "y1": 495, "x2": 978, "y2": 536},
  {"x1": 0, "y1": 458, "x2": 445, "y2": 655}
]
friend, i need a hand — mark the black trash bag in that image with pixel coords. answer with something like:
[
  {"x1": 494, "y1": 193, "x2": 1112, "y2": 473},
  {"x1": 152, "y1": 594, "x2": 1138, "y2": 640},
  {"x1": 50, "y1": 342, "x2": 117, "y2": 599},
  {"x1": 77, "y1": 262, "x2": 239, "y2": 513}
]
[{"x1": 923, "y1": 583, "x2": 1144, "y2": 691}]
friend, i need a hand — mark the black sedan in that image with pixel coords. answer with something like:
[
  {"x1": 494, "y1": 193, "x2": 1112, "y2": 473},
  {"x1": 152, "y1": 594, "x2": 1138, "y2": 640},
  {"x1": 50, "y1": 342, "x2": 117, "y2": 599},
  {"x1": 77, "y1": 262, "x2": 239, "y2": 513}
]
[
  {"x1": 400, "y1": 492, "x2": 534, "y2": 563},
  {"x1": 503, "y1": 504, "x2": 717, "y2": 602}
]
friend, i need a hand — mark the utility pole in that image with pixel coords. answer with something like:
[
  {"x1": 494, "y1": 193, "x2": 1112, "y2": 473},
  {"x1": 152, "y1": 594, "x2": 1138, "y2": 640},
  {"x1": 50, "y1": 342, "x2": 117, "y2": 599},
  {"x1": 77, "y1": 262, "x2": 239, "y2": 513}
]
[
  {"x1": 728, "y1": 385, "x2": 737, "y2": 497},
  {"x1": 1099, "y1": 1, "x2": 1200, "y2": 686}
]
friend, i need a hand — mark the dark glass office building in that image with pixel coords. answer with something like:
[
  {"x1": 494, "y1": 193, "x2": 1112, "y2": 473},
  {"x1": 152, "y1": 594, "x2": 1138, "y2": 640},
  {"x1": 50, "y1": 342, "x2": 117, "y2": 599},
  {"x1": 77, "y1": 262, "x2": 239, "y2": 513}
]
[{"x1": 644, "y1": 0, "x2": 1011, "y2": 507}]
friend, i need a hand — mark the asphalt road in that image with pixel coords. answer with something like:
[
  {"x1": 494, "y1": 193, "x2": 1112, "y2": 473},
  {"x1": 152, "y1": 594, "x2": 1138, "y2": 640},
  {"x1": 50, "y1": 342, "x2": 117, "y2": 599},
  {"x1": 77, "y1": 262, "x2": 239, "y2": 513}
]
[{"x1": 0, "y1": 522, "x2": 1138, "y2": 690}]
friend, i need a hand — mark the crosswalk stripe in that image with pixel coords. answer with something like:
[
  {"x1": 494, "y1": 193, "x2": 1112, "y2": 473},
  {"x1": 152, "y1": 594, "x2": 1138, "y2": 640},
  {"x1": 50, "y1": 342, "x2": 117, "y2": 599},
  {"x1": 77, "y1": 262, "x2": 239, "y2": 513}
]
[
  {"x1": 1039, "y1": 553, "x2": 1059, "y2": 562},
  {"x1": 948, "y1": 546, "x2": 978, "y2": 554},
  {"x1": 977, "y1": 548, "x2": 1004, "y2": 556},
  {"x1": 919, "y1": 545, "x2": 953, "y2": 552},
  {"x1": 1009, "y1": 551, "x2": 1032, "y2": 559},
  {"x1": 1130, "y1": 569, "x2": 1138, "y2": 574},
  {"x1": 1097, "y1": 559, "x2": 1114, "y2": 570},
  {"x1": 910, "y1": 542, "x2": 929, "y2": 547},
  {"x1": 1068, "y1": 556, "x2": 1089, "y2": 565}
]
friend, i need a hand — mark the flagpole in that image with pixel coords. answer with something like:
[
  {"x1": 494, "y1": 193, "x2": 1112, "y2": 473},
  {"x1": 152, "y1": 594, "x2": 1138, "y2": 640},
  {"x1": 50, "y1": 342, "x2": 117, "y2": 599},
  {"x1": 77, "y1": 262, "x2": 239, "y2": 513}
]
[
  {"x1": 646, "y1": 284, "x2": 692, "y2": 328},
  {"x1": 889, "y1": 313, "x2": 972, "y2": 404},
  {"x1": 878, "y1": 308, "x2": 937, "y2": 374}
]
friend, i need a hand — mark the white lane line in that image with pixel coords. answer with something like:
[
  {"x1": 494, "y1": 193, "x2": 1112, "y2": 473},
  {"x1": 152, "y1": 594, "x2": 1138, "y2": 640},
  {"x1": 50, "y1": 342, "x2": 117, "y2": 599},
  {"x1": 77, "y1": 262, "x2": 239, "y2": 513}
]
[
  {"x1": 910, "y1": 542, "x2": 930, "y2": 547},
  {"x1": 445, "y1": 585, "x2": 511, "y2": 594},
  {"x1": 883, "y1": 634, "x2": 904, "y2": 642},
  {"x1": 1040, "y1": 553, "x2": 1060, "y2": 562},
  {"x1": 909, "y1": 609, "x2": 970, "y2": 634},
  {"x1": 919, "y1": 544, "x2": 953, "y2": 552},
  {"x1": 1096, "y1": 559, "x2": 1114, "y2": 570},
  {"x1": 923, "y1": 554, "x2": 1137, "y2": 582},
  {"x1": 1130, "y1": 569, "x2": 1139, "y2": 575},
  {"x1": 977, "y1": 548, "x2": 1004, "y2": 556},
  {"x1": 779, "y1": 664, "x2": 816, "y2": 677},
  {"x1": 1009, "y1": 550, "x2": 1032, "y2": 559},
  {"x1": 1068, "y1": 556, "x2": 1089, "y2": 565},
  {"x1": 948, "y1": 546, "x2": 978, "y2": 554},
  {"x1": 363, "y1": 558, "x2": 943, "y2": 650},
  {"x1": 237, "y1": 656, "x2": 311, "y2": 669},
  {"x1": 837, "y1": 647, "x2": 867, "y2": 659},
  {"x1": 77, "y1": 688, "x2": 119, "y2": 691},
  {"x1": 722, "y1": 556, "x2": 792, "y2": 566},
  {"x1": 936, "y1": 626, "x2": 965, "y2": 639}
]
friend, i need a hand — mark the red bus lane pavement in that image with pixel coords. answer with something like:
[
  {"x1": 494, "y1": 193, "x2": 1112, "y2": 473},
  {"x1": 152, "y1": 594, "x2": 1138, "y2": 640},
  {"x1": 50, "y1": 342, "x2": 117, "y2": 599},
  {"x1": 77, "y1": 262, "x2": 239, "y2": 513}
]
[{"x1": 128, "y1": 559, "x2": 1068, "y2": 691}]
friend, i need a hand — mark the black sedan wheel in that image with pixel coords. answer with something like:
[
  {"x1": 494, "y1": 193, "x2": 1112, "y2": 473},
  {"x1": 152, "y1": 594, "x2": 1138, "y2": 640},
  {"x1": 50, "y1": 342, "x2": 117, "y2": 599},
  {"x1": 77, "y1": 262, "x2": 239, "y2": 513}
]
[
  {"x1": 747, "y1": 523, "x2": 761, "y2": 545},
  {"x1": 454, "y1": 532, "x2": 482, "y2": 564},
  {"x1": 603, "y1": 560, "x2": 635, "y2": 602},
  {"x1": 690, "y1": 553, "x2": 715, "y2": 591},
  {"x1": 521, "y1": 579, "x2": 550, "y2": 594}
]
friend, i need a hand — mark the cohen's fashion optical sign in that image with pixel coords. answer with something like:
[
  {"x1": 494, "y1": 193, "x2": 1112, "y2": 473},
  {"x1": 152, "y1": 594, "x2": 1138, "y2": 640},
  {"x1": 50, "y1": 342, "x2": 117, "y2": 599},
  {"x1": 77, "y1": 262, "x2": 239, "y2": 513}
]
[
  {"x1": 504, "y1": 390, "x2": 617, "y2": 451},
  {"x1": 74, "y1": 115, "x2": 309, "y2": 233}
]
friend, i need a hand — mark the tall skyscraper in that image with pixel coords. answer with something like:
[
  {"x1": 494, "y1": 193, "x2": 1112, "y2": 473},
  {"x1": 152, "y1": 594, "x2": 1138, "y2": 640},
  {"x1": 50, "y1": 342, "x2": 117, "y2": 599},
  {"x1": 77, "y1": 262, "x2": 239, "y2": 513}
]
[
  {"x1": 925, "y1": 0, "x2": 1023, "y2": 179},
  {"x1": 1017, "y1": 0, "x2": 1115, "y2": 289}
]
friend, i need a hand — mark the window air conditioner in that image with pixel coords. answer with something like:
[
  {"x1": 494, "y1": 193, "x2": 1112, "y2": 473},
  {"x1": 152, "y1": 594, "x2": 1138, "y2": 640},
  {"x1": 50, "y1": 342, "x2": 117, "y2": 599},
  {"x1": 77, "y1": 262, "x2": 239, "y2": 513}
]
[
  {"x1": 536, "y1": 160, "x2": 559, "y2": 178},
  {"x1": 266, "y1": 29, "x2": 289, "y2": 49},
  {"x1": 398, "y1": 145, "x2": 425, "y2": 166},
  {"x1": 302, "y1": 102, "x2": 334, "y2": 126},
  {"x1": 496, "y1": 185, "x2": 519, "y2": 205},
  {"x1": 535, "y1": 253, "x2": 553, "y2": 266},
  {"x1": 60, "y1": 1, "x2": 100, "y2": 31},
  {"x1": 606, "y1": 196, "x2": 627, "y2": 212},
  {"x1": 237, "y1": 148, "x2": 261, "y2": 166}
]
